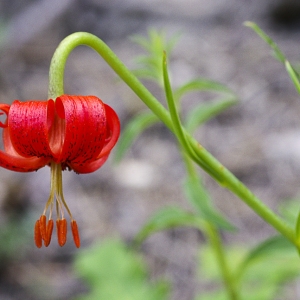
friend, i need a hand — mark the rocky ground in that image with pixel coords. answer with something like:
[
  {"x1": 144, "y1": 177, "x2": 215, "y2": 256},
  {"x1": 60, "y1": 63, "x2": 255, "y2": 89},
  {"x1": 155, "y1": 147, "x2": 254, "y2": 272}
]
[{"x1": 0, "y1": 0, "x2": 300, "y2": 299}]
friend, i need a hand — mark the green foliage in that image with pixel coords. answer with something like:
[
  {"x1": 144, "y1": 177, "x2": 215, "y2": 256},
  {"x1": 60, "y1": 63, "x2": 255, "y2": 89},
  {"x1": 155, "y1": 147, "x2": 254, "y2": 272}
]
[
  {"x1": 245, "y1": 21, "x2": 300, "y2": 95},
  {"x1": 197, "y1": 241, "x2": 300, "y2": 300},
  {"x1": 183, "y1": 175, "x2": 234, "y2": 231},
  {"x1": 195, "y1": 194, "x2": 300, "y2": 300},
  {"x1": 131, "y1": 29, "x2": 179, "y2": 86},
  {"x1": 115, "y1": 29, "x2": 238, "y2": 164},
  {"x1": 134, "y1": 206, "x2": 203, "y2": 246},
  {"x1": 113, "y1": 25, "x2": 300, "y2": 300},
  {"x1": 278, "y1": 198, "x2": 300, "y2": 226},
  {"x1": 184, "y1": 97, "x2": 237, "y2": 134},
  {"x1": 114, "y1": 112, "x2": 159, "y2": 163},
  {"x1": 74, "y1": 239, "x2": 170, "y2": 300},
  {"x1": 244, "y1": 22, "x2": 286, "y2": 64}
]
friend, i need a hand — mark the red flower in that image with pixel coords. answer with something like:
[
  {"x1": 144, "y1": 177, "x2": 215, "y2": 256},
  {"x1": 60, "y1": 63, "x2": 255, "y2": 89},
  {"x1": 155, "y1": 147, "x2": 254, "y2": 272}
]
[{"x1": 0, "y1": 95, "x2": 120, "y2": 248}]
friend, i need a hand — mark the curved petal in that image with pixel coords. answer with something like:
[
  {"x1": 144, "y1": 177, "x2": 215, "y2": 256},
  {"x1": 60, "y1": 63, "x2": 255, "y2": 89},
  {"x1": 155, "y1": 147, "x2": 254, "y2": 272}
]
[
  {"x1": 3, "y1": 126, "x2": 25, "y2": 156},
  {"x1": 70, "y1": 155, "x2": 109, "y2": 174},
  {"x1": 8, "y1": 100, "x2": 55, "y2": 158},
  {"x1": 0, "y1": 150, "x2": 50, "y2": 172},
  {"x1": 1, "y1": 119, "x2": 51, "y2": 172},
  {"x1": 55, "y1": 95, "x2": 107, "y2": 164},
  {"x1": 96, "y1": 104, "x2": 120, "y2": 159}
]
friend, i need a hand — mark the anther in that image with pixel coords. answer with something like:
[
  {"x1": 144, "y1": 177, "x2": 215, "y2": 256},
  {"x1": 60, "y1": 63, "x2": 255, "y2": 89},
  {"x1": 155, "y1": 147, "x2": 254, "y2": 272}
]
[
  {"x1": 71, "y1": 220, "x2": 80, "y2": 248},
  {"x1": 57, "y1": 218, "x2": 67, "y2": 246},
  {"x1": 39, "y1": 215, "x2": 47, "y2": 241},
  {"x1": 34, "y1": 220, "x2": 42, "y2": 248},
  {"x1": 44, "y1": 219, "x2": 54, "y2": 247}
]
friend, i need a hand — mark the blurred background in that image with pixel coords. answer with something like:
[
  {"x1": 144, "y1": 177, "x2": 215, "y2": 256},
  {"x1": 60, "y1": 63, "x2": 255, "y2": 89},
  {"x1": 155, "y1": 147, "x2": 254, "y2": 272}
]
[{"x1": 0, "y1": 0, "x2": 300, "y2": 299}]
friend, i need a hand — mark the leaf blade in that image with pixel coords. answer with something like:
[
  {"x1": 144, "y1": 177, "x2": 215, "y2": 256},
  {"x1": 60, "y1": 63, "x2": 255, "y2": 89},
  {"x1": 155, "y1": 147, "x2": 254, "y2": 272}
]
[
  {"x1": 114, "y1": 112, "x2": 159, "y2": 162},
  {"x1": 185, "y1": 96, "x2": 238, "y2": 133},
  {"x1": 134, "y1": 206, "x2": 203, "y2": 246}
]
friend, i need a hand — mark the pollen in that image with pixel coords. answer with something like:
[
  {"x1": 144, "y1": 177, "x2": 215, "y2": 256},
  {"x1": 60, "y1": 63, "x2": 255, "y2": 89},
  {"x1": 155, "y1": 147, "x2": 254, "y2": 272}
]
[{"x1": 34, "y1": 162, "x2": 80, "y2": 248}]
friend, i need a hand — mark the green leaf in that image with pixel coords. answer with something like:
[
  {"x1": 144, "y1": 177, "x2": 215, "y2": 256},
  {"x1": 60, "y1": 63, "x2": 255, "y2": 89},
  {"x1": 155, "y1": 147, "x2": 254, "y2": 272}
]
[
  {"x1": 162, "y1": 51, "x2": 196, "y2": 161},
  {"x1": 285, "y1": 60, "x2": 300, "y2": 94},
  {"x1": 245, "y1": 22, "x2": 300, "y2": 94},
  {"x1": 198, "y1": 243, "x2": 300, "y2": 300},
  {"x1": 131, "y1": 68, "x2": 159, "y2": 81},
  {"x1": 174, "y1": 79, "x2": 234, "y2": 103},
  {"x1": 278, "y1": 198, "x2": 300, "y2": 225},
  {"x1": 184, "y1": 175, "x2": 234, "y2": 230},
  {"x1": 74, "y1": 239, "x2": 170, "y2": 300},
  {"x1": 134, "y1": 206, "x2": 203, "y2": 246},
  {"x1": 131, "y1": 29, "x2": 179, "y2": 86},
  {"x1": 114, "y1": 112, "x2": 159, "y2": 162},
  {"x1": 237, "y1": 235, "x2": 296, "y2": 276},
  {"x1": 244, "y1": 21, "x2": 286, "y2": 63},
  {"x1": 195, "y1": 290, "x2": 228, "y2": 300},
  {"x1": 196, "y1": 286, "x2": 279, "y2": 300},
  {"x1": 185, "y1": 97, "x2": 238, "y2": 133}
]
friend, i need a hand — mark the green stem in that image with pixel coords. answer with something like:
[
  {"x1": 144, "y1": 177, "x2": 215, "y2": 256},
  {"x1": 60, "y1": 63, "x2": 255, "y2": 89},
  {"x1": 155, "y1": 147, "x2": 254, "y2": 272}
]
[
  {"x1": 48, "y1": 32, "x2": 297, "y2": 248},
  {"x1": 205, "y1": 223, "x2": 239, "y2": 300},
  {"x1": 182, "y1": 153, "x2": 239, "y2": 299},
  {"x1": 48, "y1": 32, "x2": 172, "y2": 132},
  {"x1": 188, "y1": 138, "x2": 297, "y2": 246}
]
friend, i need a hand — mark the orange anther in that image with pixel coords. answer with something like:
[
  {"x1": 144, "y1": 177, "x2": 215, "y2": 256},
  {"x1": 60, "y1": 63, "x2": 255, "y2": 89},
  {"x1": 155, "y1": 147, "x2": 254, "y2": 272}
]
[
  {"x1": 44, "y1": 219, "x2": 54, "y2": 247},
  {"x1": 57, "y1": 219, "x2": 67, "y2": 246},
  {"x1": 39, "y1": 215, "x2": 47, "y2": 241},
  {"x1": 71, "y1": 220, "x2": 80, "y2": 248},
  {"x1": 34, "y1": 220, "x2": 42, "y2": 248}
]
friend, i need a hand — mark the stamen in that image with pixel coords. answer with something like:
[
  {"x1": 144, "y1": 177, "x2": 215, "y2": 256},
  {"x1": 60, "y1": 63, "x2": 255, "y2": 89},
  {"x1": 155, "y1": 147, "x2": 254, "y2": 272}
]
[
  {"x1": 34, "y1": 220, "x2": 42, "y2": 248},
  {"x1": 44, "y1": 219, "x2": 54, "y2": 247},
  {"x1": 35, "y1": 162, "x2": 80, "y2": 248},
  {"x1": 71, "y1": 220, "x2": 80, "y2": 248},
  {"x1": 39, "y1": 215, "x2": 47, "y2": 241},
  {"x1": 57, "y1": 218, "x2": 67, "y2": 247}
]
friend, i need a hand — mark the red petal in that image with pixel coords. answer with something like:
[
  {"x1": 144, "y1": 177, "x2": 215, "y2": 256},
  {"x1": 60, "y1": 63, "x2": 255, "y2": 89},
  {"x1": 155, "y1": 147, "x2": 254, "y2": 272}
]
[
  {"x1": 96, "y1": 104, "x2": 120, "y2": 159},
  {"x1": 55, "y1": 95, "x2": 107, "y2": 164},
  {"x1": 0, "y1": 123, "x2": 49, "y2": 171},
  {"x1": 0, "y1": 125, "x2": 49, "y2": 171},
  {"x1": 70, "y1": 154, "x2": 109, "y2": 174},
  {"x1": 8, "y1": 100, "x2": 55, "y2": 158},
  {"x1": 0, "y1": 151, "x2": 49, "y2": 172},
  {"x1": 66, "y1": 103, "x2": 120, "y2": 173}
]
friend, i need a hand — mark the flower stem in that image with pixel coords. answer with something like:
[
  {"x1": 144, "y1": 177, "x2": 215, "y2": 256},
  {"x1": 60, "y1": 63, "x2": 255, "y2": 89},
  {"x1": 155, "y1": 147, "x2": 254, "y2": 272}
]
[
  {"x1": 182, "y1": 152, "x2": 240, "y2": 299},
  {"x1": 188, "y1": 137, "x2": 297, "y2": 246},
  {"x1": 205, "y1": 223, "x2": 239, "y2": 300},
  {"x1": 48, "y1": 32, "x2": 173, "y2": 131},
  {"x1": 48, "y1": 32, "x2": 298, "y2": 249}
]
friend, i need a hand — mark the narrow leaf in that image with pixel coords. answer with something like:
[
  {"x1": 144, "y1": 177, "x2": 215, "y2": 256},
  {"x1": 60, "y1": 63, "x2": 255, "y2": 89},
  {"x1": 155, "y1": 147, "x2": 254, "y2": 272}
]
[
  {"x1": 185, "y1": 97, "x2": 238, "y2": 133},
  {"x1": 236, "y1": 235, "x2": 295, "y2": 278},
  {"x1": 285, "y1": 60, "x2": 300, "y2": 94},
  {"x1": 134, "y1": 206, "x2": 203, "y2": 246},
  {"x1": 184, "y1": 175, "x2": 234, "y2": 230},
  {"x1": 174, "y1": 79, "x2": 234, "y2": 103},
  {"x1": 245, "y1": 22, "x2": 300, "y2": 92},
  {"x1": 162, "y1": 52, "x2": 196, "y2": 159},
  {"x1": 244, "y1": 21, "x2": 286, "y2": 63},
  {"x1": 114, "y1": 112, "x2": 159, "y2": 162}
]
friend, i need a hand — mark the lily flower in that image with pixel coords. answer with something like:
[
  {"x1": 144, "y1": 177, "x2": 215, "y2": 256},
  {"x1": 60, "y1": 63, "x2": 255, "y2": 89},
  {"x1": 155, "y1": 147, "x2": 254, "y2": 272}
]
[{"x1": 0, "y1": 95, "x2": 120, "y2": 248}]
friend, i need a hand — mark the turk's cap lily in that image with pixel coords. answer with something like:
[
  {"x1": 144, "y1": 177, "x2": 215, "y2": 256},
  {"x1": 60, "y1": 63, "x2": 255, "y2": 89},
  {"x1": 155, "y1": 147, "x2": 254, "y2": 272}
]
[
  {"x1": 0, "y1": 95, "x2": 120, "y2": 248},
  {"x1": 0, "y1": 94, "x2": 120, "y2": 173}
]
